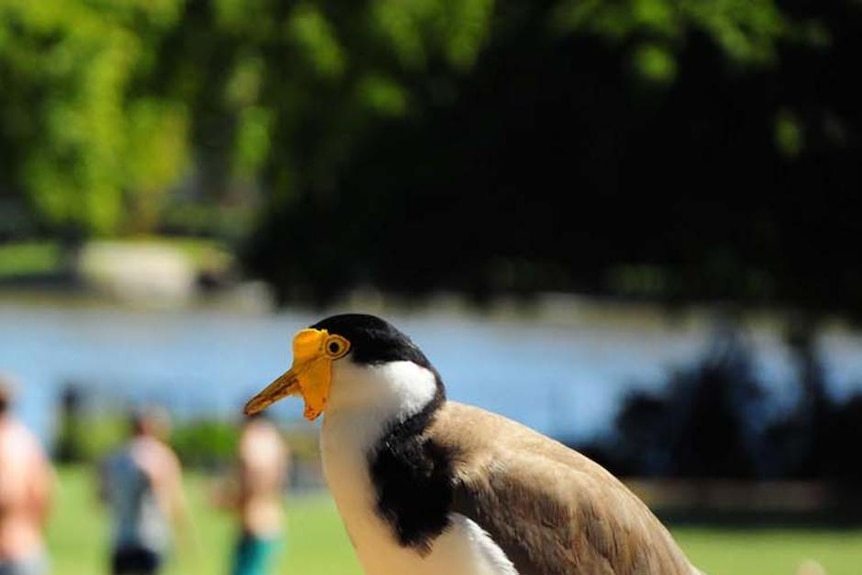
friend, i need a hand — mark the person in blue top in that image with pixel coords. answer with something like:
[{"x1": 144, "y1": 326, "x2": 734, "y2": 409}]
[{"x1": 98, "y1": 406, "x2": 192, "y2": 575}]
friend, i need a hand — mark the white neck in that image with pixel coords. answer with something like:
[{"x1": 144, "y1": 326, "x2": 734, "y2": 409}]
[
  {"x1": 320, "y1": 360, "x2": 439, "y2": 492},
  {"x1": 325, "y1": 359, "x2": 439, "y2": 438},
  {"x1": 318, "y1": 359, "x2": 517, "y2": 575},
  {"x1": 319, "y1": 360, "x2": 437, "y2": 558}
]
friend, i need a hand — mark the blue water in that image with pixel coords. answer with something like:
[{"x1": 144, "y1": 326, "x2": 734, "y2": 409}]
[{"x1": 2, "y1": 300, "x2": 861, "y2": 448}]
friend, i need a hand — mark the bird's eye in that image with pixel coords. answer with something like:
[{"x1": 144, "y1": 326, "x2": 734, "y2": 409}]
[{"x1": 324, "y1": 335, "x2": 350, "y2": 358}]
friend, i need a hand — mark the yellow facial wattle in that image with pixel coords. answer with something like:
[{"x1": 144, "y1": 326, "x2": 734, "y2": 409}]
[{"x1": 244, "y1": 328, "x2": 351, "y2": 420}]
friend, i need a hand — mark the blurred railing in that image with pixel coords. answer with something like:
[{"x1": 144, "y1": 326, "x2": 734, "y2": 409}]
[{"x1": 625, "y1": 479, "x2": 862, "y2": 526}]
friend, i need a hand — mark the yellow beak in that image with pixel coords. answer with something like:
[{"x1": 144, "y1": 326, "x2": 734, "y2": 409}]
[{"x1": 244, "y1": 328, "x2": 350, "y2": 421}]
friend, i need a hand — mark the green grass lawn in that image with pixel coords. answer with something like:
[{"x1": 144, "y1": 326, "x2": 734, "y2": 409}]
[
  {"x1": 678, "y1": 526, "x2": 861, "y2": 575},
  {"x1": 48, "y1": 466, "x2": 860, "y2": 575},
  {"x1": 48, "y1": 466, "x2": 361, "y2": 575}
]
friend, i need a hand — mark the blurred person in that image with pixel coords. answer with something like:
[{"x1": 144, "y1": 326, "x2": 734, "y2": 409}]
[
  {"x1": 0, "y1": 374, "x2": 53, "y2": 575},
  {"x1": 98, "y1": 406, "x2": 192, "y2": 575},
  {"x1": 212, "y1": 413, "x2": 290, "y2": 575},
  {"x1": 796, "y1": 559, "x2": 826, "y2": 575}
]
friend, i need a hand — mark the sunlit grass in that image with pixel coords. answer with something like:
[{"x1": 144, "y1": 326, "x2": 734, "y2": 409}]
[
  {"x1": 0, "y1": 241, "x2": 62, "y2": 277},
  {"x1": 678, "y1": 526, "x2": 861, "y2": 575},
  {"x1": 47, "y1": 465, "x2": 362, "y2": 575},
  {"x1": 47, "y1": 466, "x2": 860, "y2": 575}
]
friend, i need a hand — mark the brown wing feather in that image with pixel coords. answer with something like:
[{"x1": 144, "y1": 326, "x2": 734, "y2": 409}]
[{"x1": 429, "y1": 402, "x2": 699, "y2": 575}]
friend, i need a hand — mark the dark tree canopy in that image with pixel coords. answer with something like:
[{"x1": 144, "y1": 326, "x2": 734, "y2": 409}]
[{"x1": 244, "y1": 1, "x2": 862, "y2": 319}]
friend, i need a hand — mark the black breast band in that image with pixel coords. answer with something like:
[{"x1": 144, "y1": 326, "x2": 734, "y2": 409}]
[{"x1": 368, "y1": 384, "x2": 455, "y2": 555}]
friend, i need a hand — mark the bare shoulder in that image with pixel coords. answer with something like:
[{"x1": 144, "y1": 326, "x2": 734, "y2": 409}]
[
  {"x1": 159, "y1": 441, "x2": 183, "y2": 472},
  {"x1": 0, "y1": 419, "x2": 47, "y2": 460},
  {"x1": 136, "y1": 438, "x2": 183, "y2": 479}
]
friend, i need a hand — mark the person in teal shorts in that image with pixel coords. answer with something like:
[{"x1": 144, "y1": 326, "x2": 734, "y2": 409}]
[
  {"x1": 230, "y1": 531, "x2": 282, "y2": 575},
  {"x1": 213, "y1": 413, "x2": 290, "y2": 575}
]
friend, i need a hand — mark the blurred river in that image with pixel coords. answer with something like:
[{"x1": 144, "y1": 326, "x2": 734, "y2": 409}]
[{"x1": 2, "y1": 296, "x2": 861, "y2": 448}]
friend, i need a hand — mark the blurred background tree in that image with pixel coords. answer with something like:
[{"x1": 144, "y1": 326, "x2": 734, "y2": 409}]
[
  {"x1": 0, "y1": 0, "x2": 189, "y2": 237},
  {"x1": 3, "y1": 0, "x2": 858, "y2": 315}
]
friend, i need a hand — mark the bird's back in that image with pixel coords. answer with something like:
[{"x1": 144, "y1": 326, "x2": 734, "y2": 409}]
[{"x1": 428, "y1": 401, "x2": 700, "y2": 575}]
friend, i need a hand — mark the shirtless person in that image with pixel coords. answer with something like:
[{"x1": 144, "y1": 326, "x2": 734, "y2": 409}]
[
  {"x1": 99, "y1": 406, "x2": 191, "y2": 575},
  {"x1": 213, "y1": 413, "x2": 290, "y2": 575},
  {"x1": 0, "y1": 375, "x2": 53, "y2": 575}
]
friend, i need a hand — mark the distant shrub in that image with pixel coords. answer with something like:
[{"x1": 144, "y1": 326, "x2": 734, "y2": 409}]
[
  {"x1": 54, "y1": 412, "x2": 127, "y2": 463},
  {"x1": 170, "y1": 419, "x2": 240, "y2": 469}
]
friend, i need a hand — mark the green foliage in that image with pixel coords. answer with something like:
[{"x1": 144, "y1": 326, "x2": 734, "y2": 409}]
[
  {"x1": 0, "y1": 241, "x2": 62, "y2": 277},
  {"x1": 1, "y1": 0, "x2": 502, "y2": 237},
  {"x1": 242, "y1": 0, "x2": 862, "y2": 316},
  {"x1": 553, "y1": 0, "x2": 790, "y2": 67},
  {"x1": 774, "y1": 108, "x2": 804, "y2": 158},
  {"x1": 287, "y1": 4, "x2": 346, "y2": 80},
  {"x1": 0, "y1": 0, "x2": 189, "y2": 235},
  {"x1": 370, "y1": 0, "x2": 495, "y2": 70},
  {"x1": 124, "y1": 100, "x2": 190, "y2": 232},
  {"x1": 0, "y1": 0, "x2": 795, "y2": 227},
  {"x1": 357, "y1": 74, "x2": 410, "y2": 117},
  {"x1": 170, "y1": 418, "x2": 240, "y2": 468},
  {"x1": 54, "y1": 412, "x2": 127, "y2": 464},
  {"x1": 631, "y1": 42, "x2": 677, "y2": 83}
]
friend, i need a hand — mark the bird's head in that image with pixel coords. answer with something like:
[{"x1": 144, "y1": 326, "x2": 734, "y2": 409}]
[{"x1": 244, "y1": 314, "x2": 442, "y2": 421}]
